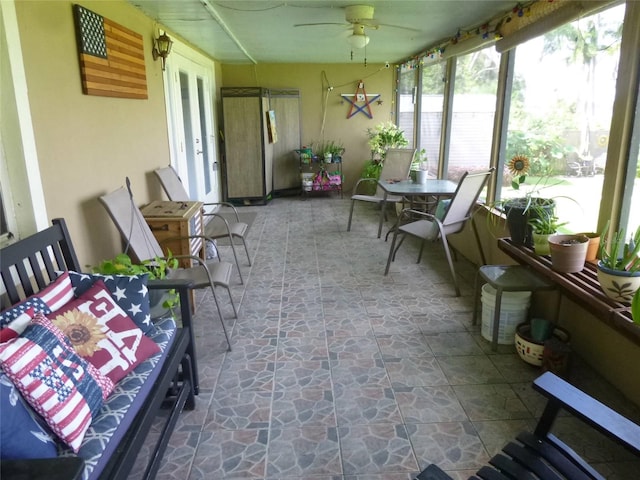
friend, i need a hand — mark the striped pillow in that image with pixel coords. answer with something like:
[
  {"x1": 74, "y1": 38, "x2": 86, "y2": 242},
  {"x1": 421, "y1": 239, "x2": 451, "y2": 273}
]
[{"x1": 0, "y1": 313, "x2": 113, "y2": 452}]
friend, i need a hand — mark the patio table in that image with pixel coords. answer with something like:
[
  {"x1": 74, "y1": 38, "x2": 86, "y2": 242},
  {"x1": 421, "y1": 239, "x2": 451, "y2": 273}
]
[{"x1": 376, "y1": 179, "x2": 458, "y2": 239}]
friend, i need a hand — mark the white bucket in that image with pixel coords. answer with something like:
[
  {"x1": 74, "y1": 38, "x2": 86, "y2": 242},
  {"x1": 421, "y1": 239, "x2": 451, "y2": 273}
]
[{"x1": 481, "y1": 284, "x2": 531, "y2": 344}]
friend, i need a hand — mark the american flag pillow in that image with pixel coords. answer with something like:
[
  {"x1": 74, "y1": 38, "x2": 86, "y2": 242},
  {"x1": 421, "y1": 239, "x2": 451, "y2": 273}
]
[
  {"x1": 0, "y1": 271, "x2": 75, "y2": 334},
  {"x1": 66, "y1": 271, "x2": 154, "y2": 335},
  {"x1": 0, "y1": 313, "x2": 114, "y2": 452}
]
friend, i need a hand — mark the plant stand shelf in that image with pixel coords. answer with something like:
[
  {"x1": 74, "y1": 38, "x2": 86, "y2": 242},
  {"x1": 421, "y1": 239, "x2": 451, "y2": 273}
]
[{"x1": 498, "y1": 238, "x2": 640, "y2": 346}]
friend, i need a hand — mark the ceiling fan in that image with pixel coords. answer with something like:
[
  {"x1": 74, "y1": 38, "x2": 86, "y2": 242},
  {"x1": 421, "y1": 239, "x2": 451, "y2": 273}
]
[{"x1": 294, "y1": 5, "x2": 416, "y2": 49}]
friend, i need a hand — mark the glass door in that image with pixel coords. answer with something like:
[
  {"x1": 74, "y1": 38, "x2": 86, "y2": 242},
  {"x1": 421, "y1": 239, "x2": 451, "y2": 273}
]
[{"x1": 165, "y1": 54, "x2": 219, "y2": 203}]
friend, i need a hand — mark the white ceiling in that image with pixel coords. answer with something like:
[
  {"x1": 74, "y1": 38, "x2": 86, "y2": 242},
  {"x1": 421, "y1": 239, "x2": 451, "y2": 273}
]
[{"x1": 127, "y1": 1, "x2": 516, "y2": 65}]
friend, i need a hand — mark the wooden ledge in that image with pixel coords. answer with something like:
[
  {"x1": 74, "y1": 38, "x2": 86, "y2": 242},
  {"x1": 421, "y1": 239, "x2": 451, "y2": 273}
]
[{"x1": 497, "y1": 238, "x2": 640, "y2": 346}]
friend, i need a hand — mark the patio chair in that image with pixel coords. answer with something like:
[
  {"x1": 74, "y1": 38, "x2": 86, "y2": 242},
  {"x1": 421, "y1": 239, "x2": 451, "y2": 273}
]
[
  {"x1": 415, "y1": 371, "x2": 640, "y2": 480},
  {"x1": 154, "y1": 165, "x2": 251, "y2": 284},
  {"x1": 99, "y1": 181, "x2": 236, "y2": 350},
  {"x1": 384, "y1": 169, "x2": 494, "y2": 296},
  {"x1": 346, "y1": 148, "x2": 416, "y2": 232}
]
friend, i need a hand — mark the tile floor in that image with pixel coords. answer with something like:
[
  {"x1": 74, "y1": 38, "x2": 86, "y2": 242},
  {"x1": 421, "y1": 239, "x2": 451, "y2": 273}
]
[{"x1": 139, "y1": 196, "x2": 639, "y2": 480}]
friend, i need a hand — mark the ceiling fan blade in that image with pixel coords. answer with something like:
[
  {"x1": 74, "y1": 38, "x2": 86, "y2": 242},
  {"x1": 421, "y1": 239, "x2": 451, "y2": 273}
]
[
  {"x1": 293, "y1": 22, "x2": 348, "y2": 28},
  {"x1": 378, "y1": 23, "x2": 422, "y2": 32}
]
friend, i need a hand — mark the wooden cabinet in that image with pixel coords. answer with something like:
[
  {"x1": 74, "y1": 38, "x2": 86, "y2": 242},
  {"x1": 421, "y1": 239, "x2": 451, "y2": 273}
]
[
  {"x1": 221, "y1": 87, "x2": 302, "y2": 203},
  {"x1": 270, "y1": 88, "x2": 301, "y2": 193},
  {"x1": 140, "y1": 201, "x2": 204, "y2": 268},
  {"x1": 221, "y1": 87, "x2": 274, "y2": 205}
]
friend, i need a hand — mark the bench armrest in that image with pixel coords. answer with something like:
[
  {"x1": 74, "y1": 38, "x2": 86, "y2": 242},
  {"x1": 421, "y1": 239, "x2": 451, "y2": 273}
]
[
  {"x1": 533, "y1": 372, "x2": 640, "y2": 454},
  {"x1": 1, "y1": 457, "x2": 84, "y2": 480}
]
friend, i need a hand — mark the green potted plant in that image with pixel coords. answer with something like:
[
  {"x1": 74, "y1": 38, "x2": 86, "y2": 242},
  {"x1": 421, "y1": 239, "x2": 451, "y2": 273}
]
[
  {"x1": 632, "y1": 288, "x2": 640, "y2": 324},
  {"x1": 528, "y1": 208, "x2": 567, "y2": 255},
  {"x1": 325, "y1": 140, "x2": 345, "y2": 163},
  {"x1": 409, "y1": 149, "x2": 428, "y2": 183},
  {"x1": 92, "y1": 252, "x2": 180, "y2": 310},
  {"x1": 359, "y1": 123, "x2": 409, "y2": 194},
  {"x1": 366, "y1": 122, "x2": 408, "y2": 161},
  {"x1": 491, "y1": 154, "x2": 575, "y2": 248},
  {"x1": 596, "y1": 223, "x2": 640, "y2": 302}
]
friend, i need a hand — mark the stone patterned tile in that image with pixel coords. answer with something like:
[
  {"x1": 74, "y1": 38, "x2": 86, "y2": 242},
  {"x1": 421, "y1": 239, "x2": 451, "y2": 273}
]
[
  {"x1": 266, "y1": 427, "x2": 342, "y2": 477},
  {"x1": 394, "y1": 385, "x2": 468, "y2": 424},
  {"x1": 274, "y1": 360, "x2": 332, "y2": 391},
  {"x1": 205, "y1": 390, "x2": 272, "y2": 430},
  {"x1": 406, "y1": 422, "x2": 490, "y2": 471},
  {"x1": 330, "y1": 358, "x2": 392, "y2": 388},
  {"x1": 277, "y1": 336, "x2": 329, "y2": 361},
  {"x1": 436, "y1": 355, "x2": 505, "y2": 385},
  {"x1": 190, "y1": 429, "x2": 268, "y2": 479},
  {"x1": 327, "y1": 335, "x2": 380, "y2": 360},
  {"x1": 384, "y1": 356, "x2": 449, "y2": 387},
  {"x1": 334, "y1": 385, "x2": 403, "y2": 425},
  {"x1": 376, "y1": 334, "x2": 433, "y2": 358},
  {"x1": 225, "y1": 337, "x2": 278, "y2": 362},
  {"x1": 473, "y1": 419, "x2": 536, "y2": 457},
  {"x1": 271, "y1": 388, "x2": 336, "y2": 427},
  {"x1": 425, "y1": 332, "x2": 485, "y2": 356},
  {"x1": 142, "y1": 199, "x2": 640, "y2": 479},
  {"x1": 325, "y1": 316, "x2": 374, "y2": 337},
  {"x1": 416, "y1": 312, "x2": 470, "y2": 334},
  {"x1": 215, "y1": 361, "x2": 275, "y2": 393},
  {"x1": 369, "y1": 313, "x2": 422, "y2": 335},
  {"x1": 452, "y1": 384, "x2": 531, "y2": 421},
  {"x1": 278, "y1": 315, "x2": 326, "y2": 337},
  {"x1": 338, "y1": 424, "x2": 418, "y2": 475}
]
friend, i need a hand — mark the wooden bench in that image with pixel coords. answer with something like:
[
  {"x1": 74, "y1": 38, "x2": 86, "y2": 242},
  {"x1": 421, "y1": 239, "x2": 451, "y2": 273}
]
[
  {"x1": 0, "y1": 218, "x2": 197, "y2": 479},
  {"x1": 416, "y1": 371, "x2": 640, "y2": 480},
  {"x1": 497, "y1": 238, "x2": 639, "y2": 346}
]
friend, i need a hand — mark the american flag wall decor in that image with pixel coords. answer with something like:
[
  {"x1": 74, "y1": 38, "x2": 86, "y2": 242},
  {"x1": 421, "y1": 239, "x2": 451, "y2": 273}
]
[{"x1": 72, "y1": 4, "x2": 148, "y2": 99}]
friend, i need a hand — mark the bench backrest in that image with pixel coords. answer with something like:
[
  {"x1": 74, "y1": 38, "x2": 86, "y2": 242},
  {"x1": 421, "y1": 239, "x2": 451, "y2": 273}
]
[{"x1": 0, "y1": 218, "x2": 81, "y2": 309}]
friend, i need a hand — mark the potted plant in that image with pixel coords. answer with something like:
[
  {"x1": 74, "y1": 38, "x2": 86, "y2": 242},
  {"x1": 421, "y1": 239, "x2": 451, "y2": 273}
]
[
  {"x1": 366, "y1": 122, "x2": 408, "y2": 161},
  {"x1": 596, "y1": 223, "x2": 640, "y2": 302},
  {"x1": 528, "y1": 208, "x2": 567, "y2": 255},
  {"x1": 92, "y1": 252, "x2": 180, "y2": 310},
  {"x1": 410, "y1": 149, "x2": 428, "y2": 184},
  {"x1": 547, "y1": 234, "x2": 589, "y2": 273},
  {"x1": 325, "y1": 140, "x2": 345, "y2": 163},
  {"x1": 632, "y1": 288, "x2": 640, "y2": 324}
]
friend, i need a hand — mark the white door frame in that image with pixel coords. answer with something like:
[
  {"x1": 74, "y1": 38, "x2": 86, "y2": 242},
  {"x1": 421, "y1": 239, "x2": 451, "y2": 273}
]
[{"x1": 163, "y1": 41, "x2": 220, "y2": 203}]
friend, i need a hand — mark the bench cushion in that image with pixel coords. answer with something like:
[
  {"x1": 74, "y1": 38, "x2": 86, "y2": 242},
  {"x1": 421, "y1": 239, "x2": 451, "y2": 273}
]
[
  {"x1": 61, "y1": 315, "x2": 177, "y2": 480},
  {"x1": 0, "y1": 373, "x2": 58, "y2": 459}
]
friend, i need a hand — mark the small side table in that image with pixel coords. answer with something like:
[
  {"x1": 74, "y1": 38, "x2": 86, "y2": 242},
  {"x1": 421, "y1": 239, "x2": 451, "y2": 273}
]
[
  {"x1": 140, "y1": 200, "x2": 204, "y2": 269},
  {"x1": 473, "y1": 265, "x2": 559, "y2": 351}
]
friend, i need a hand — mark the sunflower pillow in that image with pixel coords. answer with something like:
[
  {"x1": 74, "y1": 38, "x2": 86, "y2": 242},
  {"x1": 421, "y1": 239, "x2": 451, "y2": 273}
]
[{"x1": 49, "y1": 280, "x2": 160, "y2": 384}]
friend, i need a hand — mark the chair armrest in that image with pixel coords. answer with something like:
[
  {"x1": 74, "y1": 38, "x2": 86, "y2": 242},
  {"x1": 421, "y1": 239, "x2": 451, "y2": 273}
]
[
  {"x1": 533, "y1": 372, "x2": 640, "y2": 454},
  {"x1": 398, "y1": 208, "x2": 437, "y2": 222},
  {"x1": 351, "y1": 177, "x2": 377, "y2": 194},
  {"x1": 202, "y1": 202, "x2": 240, "y2": 222},
  {"x1": 148, "y1": 278, "x2": 194, "y2": 329}
]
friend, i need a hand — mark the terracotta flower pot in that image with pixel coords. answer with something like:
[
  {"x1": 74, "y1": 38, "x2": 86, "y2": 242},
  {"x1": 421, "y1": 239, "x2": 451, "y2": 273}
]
[
  {"x1": 578, "y1": 232, "x2": 600, "y2": 262},
  {"x1": 548, "y1": 234, "x2": 589, "y2": 273}
]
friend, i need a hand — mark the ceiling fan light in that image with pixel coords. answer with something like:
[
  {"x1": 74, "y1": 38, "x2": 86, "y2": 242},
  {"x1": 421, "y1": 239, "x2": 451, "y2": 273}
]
[{"x1": 348, "y1": 34, "x2": 369, "y2": 49}]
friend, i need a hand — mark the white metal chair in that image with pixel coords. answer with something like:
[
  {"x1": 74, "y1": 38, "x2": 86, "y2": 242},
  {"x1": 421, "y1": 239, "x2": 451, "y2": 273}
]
[
  {"x1": 347, "y1": 148, "x2": 416, "y2": 232},
  {"x1": 384, "y1": 169, "x2": 494, "y2": 296},
  {"x1": 99, "y1": 182, "x2": 236, "y2": 350},
  {"x1": 154, "y1": 165, "x2": 251, "y2": 284}
]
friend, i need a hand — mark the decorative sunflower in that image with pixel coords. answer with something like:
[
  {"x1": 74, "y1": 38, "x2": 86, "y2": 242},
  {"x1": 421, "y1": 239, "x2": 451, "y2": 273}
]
[
  {"x1": 507, "y1": 154, "x2": 530, "y2": 190},
  {"x1": 52, "y1": 309, "x2": 106, "y2": 357}
]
